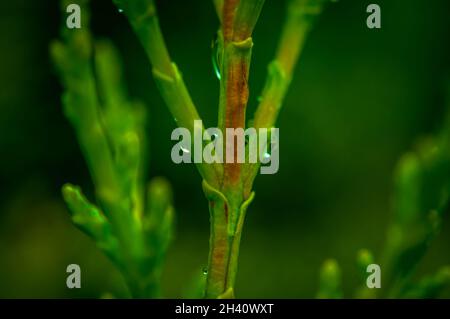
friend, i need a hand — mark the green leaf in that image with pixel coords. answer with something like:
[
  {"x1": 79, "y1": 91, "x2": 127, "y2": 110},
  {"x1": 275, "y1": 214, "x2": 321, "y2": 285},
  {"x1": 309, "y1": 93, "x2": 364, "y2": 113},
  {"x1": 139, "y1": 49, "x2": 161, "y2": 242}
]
[{"x1": 62, "y1": 184, "x2": 121, "y2": 265}]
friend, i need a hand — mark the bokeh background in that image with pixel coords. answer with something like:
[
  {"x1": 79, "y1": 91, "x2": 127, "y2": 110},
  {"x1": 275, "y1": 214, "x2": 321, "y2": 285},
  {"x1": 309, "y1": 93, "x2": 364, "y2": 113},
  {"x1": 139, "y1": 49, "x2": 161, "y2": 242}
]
[{"x1": 0, "y1": 0, "x2": 449, "y2": 298}]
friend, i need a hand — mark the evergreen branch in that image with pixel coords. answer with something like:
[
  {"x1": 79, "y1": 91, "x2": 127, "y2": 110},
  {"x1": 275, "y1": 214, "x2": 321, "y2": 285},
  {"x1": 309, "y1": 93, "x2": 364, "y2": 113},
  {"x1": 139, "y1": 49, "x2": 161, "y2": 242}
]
[
  {"x1": 253, "y1": 0, "x2": 327, "y2": 130},
  {"x1": 62, "y1": 184, "x2": 122, "y2": 266},
  {"x1": 244, "y1": 0, "x2": 327, "y2": 198},
  {"x1": 52, "y1": 0, "x2": 175, "y2": 298},
  {"x1": 113, "y1": 0, "x2": 218, "y2": 184}
]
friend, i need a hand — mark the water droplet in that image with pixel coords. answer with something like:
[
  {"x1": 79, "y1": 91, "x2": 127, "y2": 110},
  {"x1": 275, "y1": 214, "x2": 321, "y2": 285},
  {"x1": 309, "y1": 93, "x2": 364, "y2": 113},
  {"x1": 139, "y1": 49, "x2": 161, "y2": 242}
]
[
  {"x1": 211, "y1": 35, "x2": 222, "y2": 80},
  {"x1": 117, "y1": 8, "x2": 124, "y2": 13},
  {"x1": 180, "y1": 146, "x2": 190, "y2": 154},
  {"x1": 263, "y1": 152, "x2": 271, "y2": 160},
  {"x1": 202, "y1": 267, "x2": 208, "y2": 275}
]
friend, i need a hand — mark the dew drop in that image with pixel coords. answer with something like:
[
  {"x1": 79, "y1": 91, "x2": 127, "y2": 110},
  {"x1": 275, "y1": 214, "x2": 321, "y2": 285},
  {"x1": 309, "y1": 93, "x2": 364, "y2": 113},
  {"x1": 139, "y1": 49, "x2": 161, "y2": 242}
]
[
  {"x1": 211, "y1": 36, "x2": 222, "y2": 80},
  {"x1": 117, "y1": 8, "x2": 124, "y2": 13},
  {"x1": 180, "y1": 146, "x2": 190, "y2": 154},
  {"x1": 202, "y1": 267, "x2": 208, "y2": 275}
]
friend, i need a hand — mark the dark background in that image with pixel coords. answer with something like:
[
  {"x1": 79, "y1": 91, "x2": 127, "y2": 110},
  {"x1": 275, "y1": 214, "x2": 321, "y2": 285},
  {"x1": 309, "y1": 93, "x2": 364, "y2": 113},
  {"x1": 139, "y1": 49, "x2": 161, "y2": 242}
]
[{"x1": 0, "y1": 0, "x2": 449, "y2": 297}]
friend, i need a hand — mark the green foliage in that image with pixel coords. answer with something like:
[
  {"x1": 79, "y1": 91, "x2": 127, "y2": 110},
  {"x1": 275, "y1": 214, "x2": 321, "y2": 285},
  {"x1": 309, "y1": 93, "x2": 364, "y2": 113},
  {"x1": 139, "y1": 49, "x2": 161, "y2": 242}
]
[
  {"x1": 317, "y1": 259, "x2": 342, "y2": 299},
  {"x1": 112, "y1": 0, "x2": 329, "y2": 298},
  {"x1": 381, "y1": 92, "x2": 450, "y2": 297},
  {"x1": 318, "y1": 88, "x2": 450, "y2": 298},
  {"x1": 402, "y1": 266, "x2": 450, "y2": 298},
  {"x1": 51, "y1": 0, "x2": 174, "y2": 298},
  {"x1": 50, "y1": 0, "x2": 450, "y2": 300}
]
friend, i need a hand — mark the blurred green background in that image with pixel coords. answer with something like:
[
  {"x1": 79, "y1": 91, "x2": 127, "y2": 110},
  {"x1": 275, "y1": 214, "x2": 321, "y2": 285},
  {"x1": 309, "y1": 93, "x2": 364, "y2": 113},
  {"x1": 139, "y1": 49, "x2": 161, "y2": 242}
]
[{"x1": 0, "y1": 0, "x2": 449, "y2": 298}]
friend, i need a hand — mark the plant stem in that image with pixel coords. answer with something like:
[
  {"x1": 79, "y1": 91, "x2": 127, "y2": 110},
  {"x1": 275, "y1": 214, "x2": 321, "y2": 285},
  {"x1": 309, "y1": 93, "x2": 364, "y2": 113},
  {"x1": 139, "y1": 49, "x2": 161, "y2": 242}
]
[
  {"x1": 203, "y1": 0, "x2": 264, "y2": 298},
  {"x1": 205, "y1": 1, "x2": 326, "y2": 296},
  {"x1": 203, "y1": 181, "x2": 254, "y2": 298}
]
